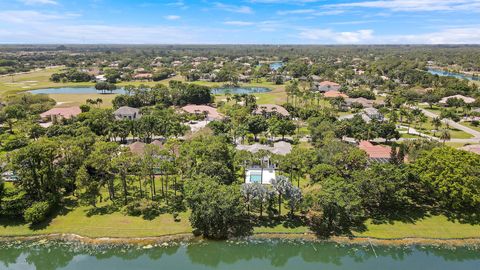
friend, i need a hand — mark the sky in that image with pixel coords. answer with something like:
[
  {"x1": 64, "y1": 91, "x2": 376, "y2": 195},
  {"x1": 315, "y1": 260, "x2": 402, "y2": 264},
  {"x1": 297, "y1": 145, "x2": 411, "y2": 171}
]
[{"x1": 0, "y1": 0, "x2": 479, "y2": 44}]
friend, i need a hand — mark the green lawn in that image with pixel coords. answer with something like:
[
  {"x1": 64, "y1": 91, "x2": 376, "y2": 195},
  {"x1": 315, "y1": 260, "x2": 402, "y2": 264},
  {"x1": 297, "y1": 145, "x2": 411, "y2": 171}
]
[
  {"x1": 0, "y1": 68, "x2": 96, "y2": 97},
  {"x1": 461, "y1": 121, "x2": 480, "y2": 132},
  {"x1": 356, "y1": 215, "x2": 480, "y2": 239},
  {"x1": 399, "y1": 117, "x2": 474, "y2": 139}
]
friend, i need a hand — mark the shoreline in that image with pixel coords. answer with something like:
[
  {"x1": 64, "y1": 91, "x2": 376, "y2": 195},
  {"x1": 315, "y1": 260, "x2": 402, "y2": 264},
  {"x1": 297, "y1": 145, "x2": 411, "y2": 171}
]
[{"x1": 2, "y1": 232, "x2": 480, "y2": 247}]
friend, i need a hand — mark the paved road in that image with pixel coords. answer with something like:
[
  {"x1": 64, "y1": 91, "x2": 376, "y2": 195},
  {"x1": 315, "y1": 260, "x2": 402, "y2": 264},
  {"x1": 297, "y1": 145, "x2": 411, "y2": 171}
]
[{"x1": 415, "y1": 107, "x2": 480, "y2": 139}]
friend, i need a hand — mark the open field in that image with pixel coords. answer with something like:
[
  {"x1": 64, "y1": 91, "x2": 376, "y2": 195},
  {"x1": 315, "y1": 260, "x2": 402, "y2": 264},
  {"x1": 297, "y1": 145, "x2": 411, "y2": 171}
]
[
  {"x1": 0, "y1": 69, "x2": 289, "y2": 107},
  {"x1": 0, "y1": 68, "x2": 94, "y2": 97},
  {"x1": 356, "y1": 215, "x2": 480, "y2": 239}
]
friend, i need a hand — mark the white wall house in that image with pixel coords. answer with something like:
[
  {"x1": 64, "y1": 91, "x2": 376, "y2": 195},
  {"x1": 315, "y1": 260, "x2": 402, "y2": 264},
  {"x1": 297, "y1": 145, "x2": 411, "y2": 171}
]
[{"x1": 245, "y1": 166, "x2": 276, "y2": 185}]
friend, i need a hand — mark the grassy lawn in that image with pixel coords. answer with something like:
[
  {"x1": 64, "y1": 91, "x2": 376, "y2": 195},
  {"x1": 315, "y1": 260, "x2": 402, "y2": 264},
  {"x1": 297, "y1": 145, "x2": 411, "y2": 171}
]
[
  {"x1": 355, "y1": 215, "x2": 480, "y2": 239},
  {"x1": 0, "y1": 68, "x2": 94, "y2": 97},
  {"x1": 461, "y1": 121, "x2": 480, "y2": 132},
  {"x1": 399, "y1": 118, "x2": 474, "y2": 139},
  {"x1": 0, "y1": 200, "x2": 192, "y2": 238},
  {"x1": 48, "y1": 93, "x2": 117, "y2": 108}
]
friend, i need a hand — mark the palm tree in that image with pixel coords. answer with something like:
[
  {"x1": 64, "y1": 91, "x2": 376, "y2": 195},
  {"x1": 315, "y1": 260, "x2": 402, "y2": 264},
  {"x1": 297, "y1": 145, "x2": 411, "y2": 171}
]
[
  {"x1": 439, "y1": 129, "x2": 451, "y2": 144},
  {"x1": 431, "y1": 117, "x2": 442, "y2": 136}
]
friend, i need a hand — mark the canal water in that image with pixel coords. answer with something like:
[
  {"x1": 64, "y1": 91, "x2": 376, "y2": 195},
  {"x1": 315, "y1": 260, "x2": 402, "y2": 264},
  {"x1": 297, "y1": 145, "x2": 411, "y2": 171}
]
[{"x1": 0, "y1": 240, "x2": 478, "y2": 270}]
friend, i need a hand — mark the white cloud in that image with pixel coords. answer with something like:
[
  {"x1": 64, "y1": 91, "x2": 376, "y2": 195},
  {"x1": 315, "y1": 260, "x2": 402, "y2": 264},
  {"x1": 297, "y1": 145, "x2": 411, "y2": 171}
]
[
  {"x1": 0, "y1": 10, "x2": 77, "y2": 24},
  {"x1": 299, "y1": 28, "x2": 374, "y2": 43},
  {"x1": 325, "y1": 0, "x2": 480, "y2": 12},
  {"x1": 165, "y1": 15, "x2": 181, "y2": 20},
  {"x1": 214, "y1": 2, "x2": 253, "y2": 14},
  {"x1": 19, "y1": 0, "x2": 57, "y2": 5},
  {"x1": 249, "y1": 0, "x2": 320, "y2": 3},
  {"x1": 224, "y1": 21, "x2": 254, "y2": 26},
  {"x1": 277, "y1": 9, "x2": 315, "y2": 15},
  {"x1": 380, "y1": 27, "x2": 480, "y2": 44}
]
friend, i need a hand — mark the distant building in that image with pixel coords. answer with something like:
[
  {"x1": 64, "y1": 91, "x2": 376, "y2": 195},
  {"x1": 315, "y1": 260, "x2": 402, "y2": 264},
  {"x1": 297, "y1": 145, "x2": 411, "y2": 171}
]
[
  {"x1": 363, "y1": 107, "x2": 384, "y2": 121},
  {"x1": 439, "y1": 95, "x2": 476, "y2": 105},
  {"x1": 40, "y1": 107, "x2": 82, "y2": 122},
  {"x1": 114, "y1": 106, "x2": 141, "y2": 120},
  {"x1": 323, "y1": 90, "x2": 348, "y2": 99},
  {"x1": 312, "y1": 81, "x2": 341, "y2": 92},
  {"x1": 254, "y1": 104, "x2": 290, "y2": 117}
]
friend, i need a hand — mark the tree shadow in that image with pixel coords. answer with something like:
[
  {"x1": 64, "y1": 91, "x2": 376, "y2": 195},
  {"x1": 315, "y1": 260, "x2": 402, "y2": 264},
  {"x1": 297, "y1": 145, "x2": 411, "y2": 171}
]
[
  {"x1": 30, "y1": 197, "x2": 78, "y2": 231},
  {"x1": 85, "y1": 204, "x2": 119, "y2": 217},
  {"x1": 369, "y1": 205, "x2": 430, "y2": 225}
]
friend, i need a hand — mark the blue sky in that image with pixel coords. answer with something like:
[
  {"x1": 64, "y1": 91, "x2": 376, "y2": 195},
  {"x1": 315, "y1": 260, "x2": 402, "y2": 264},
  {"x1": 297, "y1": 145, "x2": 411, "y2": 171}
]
[{"x1": 0, "y1": 0, "x2": 479, "y2": 44}]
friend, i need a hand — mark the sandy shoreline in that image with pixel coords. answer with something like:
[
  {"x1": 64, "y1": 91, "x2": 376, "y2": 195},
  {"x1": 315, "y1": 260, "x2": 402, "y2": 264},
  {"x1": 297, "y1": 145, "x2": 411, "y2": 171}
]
[{"x1": 1, "y1": 232, "x2": 480, "y2": 247}]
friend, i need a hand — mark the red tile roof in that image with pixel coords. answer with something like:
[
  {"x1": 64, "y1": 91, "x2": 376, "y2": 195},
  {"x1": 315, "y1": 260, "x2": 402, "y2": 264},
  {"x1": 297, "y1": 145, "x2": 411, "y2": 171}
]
[
  {"x1": 324, "y1": 90, "x2": 348, "y2": 98},
  {"x1": 181, "y1": 104, "x2": 224, "y2": 120},
  {"x1": 319, "y1": 81, "x2": 340, "y2": 87},
  {"x1": 40, "y1": 107, "x2": 81, "y2": 119},
  {"x1": 358, "y1": 141, "x2": 391, "y2": 159},
  {"x1": 254, "y1": 104, "x2": 290, "y2": 116}
]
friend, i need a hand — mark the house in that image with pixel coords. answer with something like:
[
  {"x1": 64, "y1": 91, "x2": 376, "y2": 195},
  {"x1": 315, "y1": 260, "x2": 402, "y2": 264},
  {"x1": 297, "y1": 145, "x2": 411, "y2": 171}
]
[
  {"x1": 439, "y1": 95, "x2": 476, "y2": 105},
  {"x1": 254, "y1": 104, "x2": 290, "y2": 117},
  {"x1": 40, "y1": 107, "x2": 82, "y2": 122},
  {"x1": 114, "y1": 106, "x2": 141, "y2": 120},
  {"x1": 324, "y1": 90, "x2": 348, "y2": 99},
  {"x1": 133, "y1": 73, "x2": 153, "y2": 80},
  {"x1": 181, "y1": 104, "x2": 224, "y2": 121},
  {"x1": 460, "y1": 144, "x2": 480, "y2": 155},
  {"x1": 363, "y1": 107, "x2": 383, "y2": 121},
  {"x1": 358, "y1": 141, "x2": 391, "y2": 163},
  {"x1": 245, "y1": 165, "x2": 276, "y2": 185},
  {"x1": 128, "y1": 141, "x2": 146, "y2": 155},
  {"x1": 312, "y1": 81, "x2": 341, "y2": 92},
  {"x1": 236, "y1": 141, "x2": 292, "y2": 156},
  {"x1": 345, "y1": 97, "x2": 376, "y2": 108},
  {"x1": 1, "y1": 171, "x2": 18, "y2": 182}
]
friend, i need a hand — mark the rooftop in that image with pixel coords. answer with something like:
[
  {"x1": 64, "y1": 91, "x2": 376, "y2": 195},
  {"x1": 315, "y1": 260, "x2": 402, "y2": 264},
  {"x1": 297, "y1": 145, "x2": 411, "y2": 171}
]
[
  {"x1": 324, "y1": 90, "x2": 348, "y2": 98},
  {"x1": 40, "y1": 107, "x2": 82, "y2": 119},
  {"x1": 254, "y1": 104, "x2": 290, "y2": 117},
  {"x1": 358, "y1": 141, "x2": 391, "y2": 159},
  {"x1": 181, "y1": 104, "x2": 224, "y2": 120}
]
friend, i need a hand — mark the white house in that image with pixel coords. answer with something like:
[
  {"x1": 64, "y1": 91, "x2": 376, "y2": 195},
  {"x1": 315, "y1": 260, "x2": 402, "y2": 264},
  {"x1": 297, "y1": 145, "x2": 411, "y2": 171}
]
[
  {"x1": 245, "y1": 165, "x2": 276, "y2": 185},
  {"x1": 114, "y1": 106, "x2": 141, "y2": 120}
]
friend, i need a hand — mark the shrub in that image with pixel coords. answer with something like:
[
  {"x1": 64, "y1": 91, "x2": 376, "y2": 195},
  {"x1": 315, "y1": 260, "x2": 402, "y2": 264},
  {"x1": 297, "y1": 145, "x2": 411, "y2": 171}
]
[
  {"x1": 24, "y1": 201, "x2": 51, "y2": 224},
  {"x1": 124, "y1": 199, "x2": 163, "y2": 220}
]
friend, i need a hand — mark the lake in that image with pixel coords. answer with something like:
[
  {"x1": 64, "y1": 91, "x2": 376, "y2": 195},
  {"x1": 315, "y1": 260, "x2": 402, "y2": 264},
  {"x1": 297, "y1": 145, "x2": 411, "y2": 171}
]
[
  {"x1": 29, "y1": 87, "x2": 271, "y2": 96},
  {"x1": 1, "y1": 240, "x2": 479, "y2": 270},
  {"x1": 270, "y1": 62, "x2": 284, "y2": 71},
  {"x1": 28, "y1": 87, "x2": 127, "y2": 95},
  {"x1": 427, "y1": 69, "x2": 480, "y2": 81},
  {"x1": 211, "y1": 87, "x2": 271, "y2": 95}
]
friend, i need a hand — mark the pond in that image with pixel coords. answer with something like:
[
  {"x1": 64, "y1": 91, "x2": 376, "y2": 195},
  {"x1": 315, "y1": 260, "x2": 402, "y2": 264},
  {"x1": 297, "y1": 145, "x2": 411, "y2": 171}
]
[
  {"x1": 211, "y1": 87, "x2": 271, "y2": 95},
  {"x1": 1, "y1": 240, "x2": 479, "y2": 270},
  {"x1": 28, "y1": 87, "x2": 271, "y2": 96},
  {"x1": 270, "y1": 62, "x2": 284, "y2": 71},
  {"x1": 427, "y1": 69, "x2": 480, "y2": 81},
  {"x1": 28, "y1": 87, "x2": 127, "y2": 95}
]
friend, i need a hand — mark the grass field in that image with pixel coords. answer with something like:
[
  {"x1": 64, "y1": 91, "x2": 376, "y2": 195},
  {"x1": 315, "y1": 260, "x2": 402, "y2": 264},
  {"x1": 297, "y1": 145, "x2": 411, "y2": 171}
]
[
  {"x1": 356, "y1": 215, "x2": 480, "y2": 239},
  {"x1": 2, "y1": 200, "x2": 479, "y2": 239},
  {"x1": 0, "y1": 69, "x2": 289, "y2": 108},
  {"x1": 0, "y1": 68, "x2": 94, "y2": 97}
]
